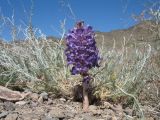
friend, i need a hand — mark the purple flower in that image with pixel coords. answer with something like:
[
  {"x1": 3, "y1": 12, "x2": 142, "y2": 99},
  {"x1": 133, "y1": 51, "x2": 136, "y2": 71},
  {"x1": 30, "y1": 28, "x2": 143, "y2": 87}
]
[{"x1": 65, "y1": 21, "x2": 100, "y2": 82}]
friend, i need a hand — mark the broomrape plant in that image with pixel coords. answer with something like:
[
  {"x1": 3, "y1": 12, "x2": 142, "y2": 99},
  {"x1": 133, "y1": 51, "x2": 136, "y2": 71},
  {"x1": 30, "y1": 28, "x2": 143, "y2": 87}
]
[{"x1": 65, "y1": 21, "x2": 100, "y2": 111}]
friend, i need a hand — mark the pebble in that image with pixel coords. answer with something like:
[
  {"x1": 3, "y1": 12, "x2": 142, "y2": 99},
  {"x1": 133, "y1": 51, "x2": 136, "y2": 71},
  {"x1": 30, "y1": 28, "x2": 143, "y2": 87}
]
[
  {"x1": 3, "y1": 102, "x2": 15, "y2": 111},
  {"x1": 74, "y1": 112, "x2": 96, "y2": 120},
  {"x1": 48, "y1": 107, "x2": 65, "y2": 118},
  {"x1": 0, "y1": 111, "x2": 9, "y2": 119},
  {"x1": 30, "y1": 101, "x2": 38, "y2": 107},
  {"x1": 124, "y1": 107, "x2": 133, "y2": 116},
  {"x1": 89, "y1": 105, "x2": 97, "y2": 111},
  {"x1": 47, "y1": 99, "x2": 53, "y2": 105},
  {"x1": 5, "y1": 113, "x2": 18, "y2": 120},
  {"x1": 15, "y1": 101, "x2": 28, "y2": 106},
  {"x1": 24, "y1": 89, "x2": 32, "y2": 93},
  {"x1": 147, "y1": 117, "x2": 154, "y2": 120},
  {"x1": 38, "y1": 96, "x2": 43, "y2": 104},
  {"x1": 0, "y1": 104, "x2": 3, "y2": 111},
  {"x1": 40, "y1": 92, "x2": 48, "y2": 100},
  {"x1": 42, "y1": 115, "x2": 59, "y2": 120},
  {"x1": 60, "y1": 98, "x2": 66, "y2": 102},
  {"x1": 30, "y1": 93, "x2": 39, "y2": 101}
]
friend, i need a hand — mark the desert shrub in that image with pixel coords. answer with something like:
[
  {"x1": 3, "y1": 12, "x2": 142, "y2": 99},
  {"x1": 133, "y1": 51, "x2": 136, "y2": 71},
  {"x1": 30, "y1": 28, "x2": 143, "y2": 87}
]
[{"x1": 0, "y1": 24, "x2": 70, "y2": 93}]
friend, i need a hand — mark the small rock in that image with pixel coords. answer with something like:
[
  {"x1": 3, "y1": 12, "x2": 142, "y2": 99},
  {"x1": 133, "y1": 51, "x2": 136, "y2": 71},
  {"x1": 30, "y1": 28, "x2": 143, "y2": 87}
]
[
  {"x1": 15, "y1": 101, "x2": 28, "y2": 106},
  {"x1": 38, "y1": 96, "x2": 43, "y2": 104},
  {"x1": 103, "y1": 109, "x2": 115, "y2": 115},
  {"x1": 40, "y1": 92, "x2": 48, "y2": 100},
  {"x1": 68, "y1": 102, "x2": 82, "y2": 111},
  {"x1": 48, "y1": 107, "x2": 65, "y2": 118},
  {"x1": 75, "y1": 112, "x2": 95, "y2": 120},
  {"x1": 103, "y1": 115, "x2": 112, "y2": 119},
  {"x1": 103, "y1": 101, "x2": 111, "y2": 109},
  {"x1": 24, "y1": 89, "x2": 32, "y2": 93},
  {"x1": 89, "y1": 105, "x2": 97, "y2": 111},
  {"x1": 30, "y1": 101, "x2": 38, "y2": 107},
  {"x1": 60, "y1": 98, "x2": 66, "y2": 102},
  {"x1": 0, "y1": 104, "x2": 3, "y2": 111},
  {"x1": 18, "y1": 114, "x2": 34, "y2": 120},
  {"x1": 52, "y1": 118, "x2": 59, "y2": 120},
  {"x1": 124, "y1": 107, "x2": 133, "y2": 116},
  {"x1": 34, "y1": 107, "x2": 46, "y2": 115},
  {"x1": 89, "y1": 105, "x2": 98, "y2": 115},
  {"x1": 5, "y1": 113, "x2": 18, "y2": 120},
  {"x1": 47, "y1": 99, "x2": 53, "y2": 105},
  {"x1": 0, "y1": 111, "x2": 9, "y2": 119},
  {"x1": 30, "y1": 93, "x2": 39, "y2": 101},
  {"x1": 16, "y1": 107, "x2": 32, "y2": 115},
  {"x1": 91, "y1": 109, "x2": 103, "y2": 115},
  {"x1": 112, "y1": 116, "x2": 119, "y2": 120},
  {"x1": 147, "y1": 117, "x2": 154, "y2": 120},
  {"x1": 64, "y1": 111, "x2": 75, "y2": 118},
  {"x1": 42, "y1": 115, "x2": 59, "y2": 120},
  {"x1": 41, "y1": 115, "x2": 53, "y2": 120},
  {"x1": 97, "y1": 109, "x2": 103, "y2": 114},
  {"x1": 0, "y1": 85, "x2": 25, "y2": 101},
  {"x1": 3, "y1": 102, "x2": 15, "y2": 111}
]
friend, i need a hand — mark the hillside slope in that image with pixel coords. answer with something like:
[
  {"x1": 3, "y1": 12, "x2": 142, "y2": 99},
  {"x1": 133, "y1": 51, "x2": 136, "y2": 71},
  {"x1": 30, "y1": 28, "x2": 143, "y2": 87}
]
[{"x1": 95, "y1": 21, "x2": 160, "y2": 50}]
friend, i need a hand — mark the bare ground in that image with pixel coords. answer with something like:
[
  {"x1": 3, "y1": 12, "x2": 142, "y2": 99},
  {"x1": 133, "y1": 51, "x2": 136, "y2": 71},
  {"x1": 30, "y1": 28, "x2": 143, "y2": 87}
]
[{"x1": 0, "y1": 91, "x2": 159, "y2": 120}]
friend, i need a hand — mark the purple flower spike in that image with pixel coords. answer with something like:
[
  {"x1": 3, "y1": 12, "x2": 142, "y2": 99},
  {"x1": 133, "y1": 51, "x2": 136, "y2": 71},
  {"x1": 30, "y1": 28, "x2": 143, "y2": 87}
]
[{"x1": 65, "y1": 21, "x2": 100, "y2": 82}]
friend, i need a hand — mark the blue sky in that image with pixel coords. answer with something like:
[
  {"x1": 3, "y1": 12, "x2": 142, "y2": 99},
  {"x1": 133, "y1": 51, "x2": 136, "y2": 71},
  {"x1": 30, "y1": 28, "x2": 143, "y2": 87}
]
[{"x1": 0, "y1": 0, "x2": 157, "y2": 40}]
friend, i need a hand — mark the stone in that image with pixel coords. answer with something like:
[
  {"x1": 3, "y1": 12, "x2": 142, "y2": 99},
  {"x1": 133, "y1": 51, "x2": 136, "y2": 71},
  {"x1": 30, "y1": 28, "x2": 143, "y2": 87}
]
[
  {"x1": 3, "y1": 102, "x2": 15, "y2": 111},
  {"x1": 64, "y1": 111, "x2": 75, "y2": 118},
  {"x1": 24, "y1": 89, "x2": 32, "y2": 93},
  {"x1": 48, "y1": 107, "x2": 65, "y2": 118},
  {"x1": 103, "y1": 101, "x2": 112, "y2": 109},
  {"x1": 15, "y1": 101, "x2": 28, "y2": 106},
  {"x1": 103, "y1": 115, "x2": 112, "y2": 119},
  {"x1": 17, "y1": 107, "x2": 32, "y2": 114},
  {"x1": 40, "y1": 92, "x2": 48, "y2": 100},
  {"x1": 42, "y1": 114, "x2": 59, "y2": 120},
  {"x1": 5, "y1": 113, "x2": 18, "y2": 120},
  {"x1": 38, "y1": 96, "x2": 43, "y2": 104},
  {"x1": 34, "y1": 107, "x2": 46, "y2": 115},
  {"x1": 59, "y1": 98, "x2": 66, "y2": 102},
  {"x1": 0, "y1": 85, "x2": 26, "y2": 101},
  {"x1": 89, "y1": 105, "x2": 97, "y2": 111},
  {"x1": 103, "y1": 109, "x2": 115, "y2": 116},
  {"x1": 147, "y1": 117, "x2": 154, "y2": 120},
  {"x1": 18, "y1": 114, "x2": 33, "y2": 120},
  {"x1": 18, "y1": 112, "x2": 40, "y2": 120},
  {"x1": 0, "y1": 111, "x2": 9, "y2": 119},
  {"x1": 96, "y1": 109, "x2": 103, "y2": 115},
  {"x1": 30, "y1": 93, "x2": 39, "y2": 101},
  {"x1": 30, "y1": 101, "x2": 38, "y2": 107},
  {"x1": 89, "y1": 105, "x2": 99, "y2": 115},
  {"x1": 0, "y1": 104, "x2": 3, "y2": 111},
  {"x1": 74, "y1": 112, "x2": 96, "y2": 120},
  {"x1": 124, "y1": 107, "x2": 133, "y2": 116},
  {"x1": 47, "y1": 99, "x2": 53, "y2": 105}
]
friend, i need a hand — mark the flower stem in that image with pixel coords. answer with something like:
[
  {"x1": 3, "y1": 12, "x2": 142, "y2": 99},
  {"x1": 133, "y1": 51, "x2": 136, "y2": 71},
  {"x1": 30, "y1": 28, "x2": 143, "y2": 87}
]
[{"x1": 82, "y1": 82, "x2": 89, "y2": 111}]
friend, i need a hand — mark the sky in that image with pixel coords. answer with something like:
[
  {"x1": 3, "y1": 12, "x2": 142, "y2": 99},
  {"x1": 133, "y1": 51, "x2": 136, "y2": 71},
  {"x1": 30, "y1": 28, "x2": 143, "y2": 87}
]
[{"x1": 0, "y1": 0, "x2": 158, "y2": 40}]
